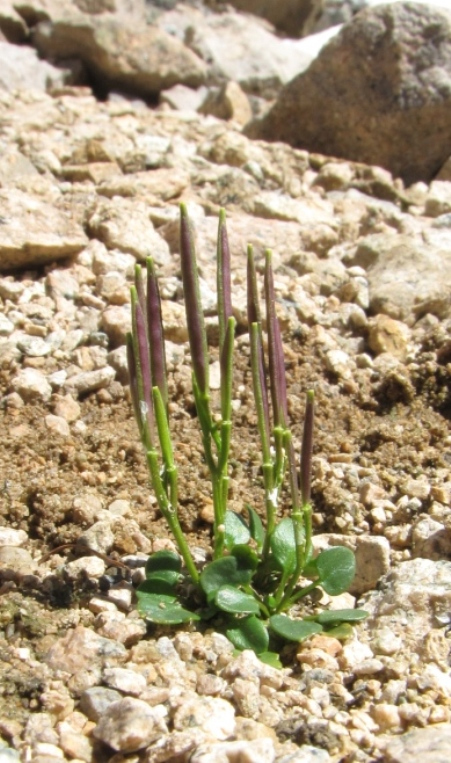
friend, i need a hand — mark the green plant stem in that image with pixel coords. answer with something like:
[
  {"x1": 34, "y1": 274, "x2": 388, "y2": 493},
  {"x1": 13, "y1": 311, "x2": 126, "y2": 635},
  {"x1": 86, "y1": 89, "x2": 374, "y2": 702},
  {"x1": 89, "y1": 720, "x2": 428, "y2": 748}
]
[{"x1": 146, "y1": 450, "x2": 199, "y2": 584}]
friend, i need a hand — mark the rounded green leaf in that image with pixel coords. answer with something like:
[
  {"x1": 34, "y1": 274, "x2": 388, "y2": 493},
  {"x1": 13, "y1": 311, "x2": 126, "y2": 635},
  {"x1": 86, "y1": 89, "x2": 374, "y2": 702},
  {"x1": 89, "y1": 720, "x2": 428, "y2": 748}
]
[
  {"x1": 258, "y1": 651, "x2": 282, "y2": 669},
  {"x1": 270, "y1": 518, "x2": 297, "y2": 575},
  {"x1": 316, "y1": 546, "x2": 356, "y2": 596},
  {"x1": 138, "y1": 576, "x2": 177, "y2": 596},
  {"x1": 315, "y1": 608, "x2": 369, "y2": 625},
  {"x1": 145, "y1": 550, "x2": 181, "y2": 576},
  {"x1": 215, "y1": 586, "x2": 260, "y2": 615},
  {"x1": 322, "y1": 623, "x2": 354, "y2": 639},
  {"x1": 200, "y1": 556, "x2": 254, "y2": 598},
  {"x1": 136, "y1": 591, "x2": 199, "y2": 624},
  {"x1": 224, "y1": 511, "x2": 250, "y2": 550},
  {"x1": 226, "y1": 615, "x2": 269, "y2": 654},
  {"x1": 270, "y1": 614, "x2": 322, "y2": 642}
]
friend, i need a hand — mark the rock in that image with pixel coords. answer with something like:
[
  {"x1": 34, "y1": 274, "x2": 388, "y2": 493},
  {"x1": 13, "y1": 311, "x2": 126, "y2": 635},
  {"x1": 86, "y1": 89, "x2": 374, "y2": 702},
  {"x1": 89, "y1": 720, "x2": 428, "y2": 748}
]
[
  {"x1": 190, "y1": 737, "x2": 275, "y2": 763},
  {"x1": 361, "y1": 559, "x2": 451, "y2": 653},
  {"x1": 313, "y1": 533, "x2": 390, "y2": 594},
  {"x1": 88, "y1": 198, "x2": 170, "y2": 263},
  {"x1": 33, "y1": 13, "x2": 206, "y2": 97},
  {"x1": 368, "y1": 315, "x2": 411, "y2": 360},
  {"x1": 164, "y1": 4, "x2": 335, "y2": 99},
  {"x1": 97, "y1": 168, "x2": 189, "y2": 203},
  {"x1": 424, "y1": 179, "x2": 451, "y2": 217},
  {"x1": 199, "y1": 81, "x2": 253, "y2": 126},
  {"x1": 79, "y1": 686, "x2": 122, "y2": 722},
  {"x1": 103, "y1": 667, "x2": 147, "y2": 696},
  {"x1": 0, "y1": 41, "x2": 68, "y2": 92},
  {"x1": 93, "y1": 697, "x2": 168, "y2": 752},
  {"x1": 160, "y1": 83, "x2": 209, "y2": 112},
  {"x1": 0, "y1": 1, "x2": 28, "y2": 43},
  {"x1": 100, "y1": 305, "x2": 132, "y2": 348},
  {"x1": 248, "y1": 3, "x2": 451, "y2": 183},
  {"x1": 411, "y1": 516, "x2": 451, "y2": 560},
  {"x1": 222, "y1": 1, "x2": 324, "y2": 37},
  {"x1": 44, "y1": 414, "x2": 71, "y2": 437},
  {"x1": 10, "y1": 368, "x2": 52, "y2": 402},
  {"x1": 0, "y1": 546, "x2": 35, "y2": 577},
  {"x1": 0, "y1": 528, "x2": 27, "y2": 547},
  {"x1": 173, "y1": 696, "x2": 236, "y2": 740},
  {"x1": 351, "y1": 233, "x2": 451, "y2": 321},
  {"x1": 43, "y1": 625, "x2": 126, "y2": 674},
  {"x1": 64, "y1": 365, "x2": 116, "y2": 396},
  {"x1": 0, "y1": 188, "x2": 88, "y2": 271},
  {"x1": 381, "y1": 724, "x2": 451, "y2": 763}
]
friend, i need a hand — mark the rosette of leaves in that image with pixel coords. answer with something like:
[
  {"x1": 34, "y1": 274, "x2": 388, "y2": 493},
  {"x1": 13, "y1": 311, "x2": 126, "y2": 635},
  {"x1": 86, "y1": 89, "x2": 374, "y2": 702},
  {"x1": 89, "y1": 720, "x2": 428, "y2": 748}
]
[{"x1": 127, "y1": 205, "x2": 367, "y2": 666}]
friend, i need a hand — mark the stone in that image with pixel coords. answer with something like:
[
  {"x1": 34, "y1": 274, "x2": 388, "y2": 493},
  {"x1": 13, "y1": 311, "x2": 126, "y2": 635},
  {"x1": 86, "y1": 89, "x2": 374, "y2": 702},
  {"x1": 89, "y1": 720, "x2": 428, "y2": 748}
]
[
  {"x1": 222, "y1": 1, "x2": 324, "y2": 36},
  {"x1": 79, "y1": 686, "x2": 122, "y2": 722},
  {"x1": 0, "y1": 41, "x2": 68, "y2": 92},
  {"x1": 0, "y1": 546, "x2": 35, "y2": 577},
  {"x1": 199, "y1": 81, "x2": 253, "y2": 126},
  {"x1": 173, "y1": 696, "x2": 236, "y2": 740},
  {"x1": 103, "y1": 667, "x2": 147, "y2": 696},
  {"x1": 93, "y1": 697, "x2": 168, "y2": 752},
  {"x1": 88, "y1": 198, "x2": 170, "y2": 263},
  {"x1": 44, "y1": 625, "x2": 126, "y2": 674},
  {"x1": 33, "y1": 13, "x2": 206, "y2": 97},
  {"x1": 0, "y1": 188, "x2": 88, "y2": 271},
  {"x1": 313, "y1": 534, "x2": 391, "y2": 594},
  {"x1": 249, "y1": 3, "x2": 451, "y2": 183},
  {"x1": 165, "y1": 4, "x2": 334, "y2": 99},
  {"x1": 368, "y1": 315, "x2": 411, "y2": 360},
  {"x1": 64, "y1": 365, "x2": 116, "y2": 396},
  {"x1": 361, "y1": 559, "x2": 451, "y2": 653},
  {"x1": 351, "y1": 233, "x2": 451, "y2": 321},
  {"x1": 381, "y1": 723, "x2": 451, "y2": 763},
  {"x1": 190, "y1": 737, "x2": 275, "y2": 763},
  {"x1": 44, "y1": 414, "x2": 71, "y2": 437},
  {"x1": 160, "y1": 83, "x2": 209, "y2": 112},
  {"x1": 0, "y1": 528, "x2": 27, "y2": 547},
  {"x1": 10, "y1": 368, "x2": 52, "y2": 402}
]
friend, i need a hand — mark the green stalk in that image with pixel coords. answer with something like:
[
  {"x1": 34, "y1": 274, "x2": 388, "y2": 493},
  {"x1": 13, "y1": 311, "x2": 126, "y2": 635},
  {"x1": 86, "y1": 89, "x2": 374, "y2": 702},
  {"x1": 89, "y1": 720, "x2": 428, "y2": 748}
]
[{"x1": 146, "y1": 450, "x2": 199, "y2": 584}]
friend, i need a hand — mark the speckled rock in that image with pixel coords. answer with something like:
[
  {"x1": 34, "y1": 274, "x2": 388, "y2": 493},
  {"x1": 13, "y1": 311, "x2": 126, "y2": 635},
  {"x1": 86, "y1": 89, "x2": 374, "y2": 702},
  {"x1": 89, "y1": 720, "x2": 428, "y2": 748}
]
[{"x1": 93, "y1": 697, "x2": 168, "y2": 752}]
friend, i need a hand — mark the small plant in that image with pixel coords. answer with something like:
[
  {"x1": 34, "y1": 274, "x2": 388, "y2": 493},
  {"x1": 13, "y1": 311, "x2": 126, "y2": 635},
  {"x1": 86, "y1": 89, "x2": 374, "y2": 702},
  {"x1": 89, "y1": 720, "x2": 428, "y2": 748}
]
[{"x1": 127, "y1": 205, "x2": 367, "y2": 666}]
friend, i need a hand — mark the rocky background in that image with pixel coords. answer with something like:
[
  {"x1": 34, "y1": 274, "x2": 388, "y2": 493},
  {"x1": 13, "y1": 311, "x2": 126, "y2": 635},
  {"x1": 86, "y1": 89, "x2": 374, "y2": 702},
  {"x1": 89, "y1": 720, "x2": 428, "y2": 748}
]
[{"x1": 1, "y1": 1, "x2": 451, "y2": 762}]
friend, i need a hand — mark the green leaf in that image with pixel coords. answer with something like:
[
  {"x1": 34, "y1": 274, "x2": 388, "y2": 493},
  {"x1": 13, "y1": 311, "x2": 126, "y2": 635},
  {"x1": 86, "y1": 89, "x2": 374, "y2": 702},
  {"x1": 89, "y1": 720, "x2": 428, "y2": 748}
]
[
  {"x1": 258, "y1": 651, "x2": 282, "y2": 669},
  {"x1": 270, "y1": 614, "x2": 322, "y2": 642},
  {"x1": 226, "y1": 615, "x2": 269, "y2": 654},
  {"x1": 200, "y1": 555, "x2": 255, "y2": 598},
  {"x1": 215, "y1": 586, "x2": 260, "y2": 615},
  {"x1": 315, "y1": 546, "x2": 356, "y2": 595},
  {"x1": 315, "y1": 608, "x2": 369, "y2": 625},
  {"x1": 270, "y1": 518, "x2": 297, "y2": 575},
  {"x1": 145, "y1": 551, "x2": 181, "y2": 577},
  {"x1": 246, "y1": 504, "x2": 265, "y2": 551},
  {"x1": 136, "y1": 591, "x2": 199, "y2": 624},
  {"x1": 231, "y1": 544, "x2": 259, "y2": 570},
  {"x1": 224, "y1": 511, "x2": 250, "y2": 551},
  {"x1": 322, "y1": 623, "x2": 354, "y2": 639},
  {"x1": 138, "y1": 576, "x2": 177, "y2": 596}
]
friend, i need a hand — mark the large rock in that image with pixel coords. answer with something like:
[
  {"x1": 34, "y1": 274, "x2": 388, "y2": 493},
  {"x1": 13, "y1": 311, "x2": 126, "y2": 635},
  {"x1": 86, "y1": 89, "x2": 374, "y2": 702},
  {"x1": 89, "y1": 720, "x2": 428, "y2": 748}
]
[
  {"x1": 0, "y1": 188, "x2": 88, "y2": 271},
  {"x1": 157, "y1": 3, "x2": 337, "y2": 99},
  {"x1": 350, "y1": 231, "x2": 451, "y2": 321},
  {"x1": 0, "y1": 41, "x2": 69, "y2": 92},
  {"x1": 215, "y1": 0, "x2": 324, "y2": 37},
  {"x1": 33, "y1": 11, "x2": 206, "y2": 97},
  {"x1": 247, "y1": 2, "x2": 451, "y2": 183}
]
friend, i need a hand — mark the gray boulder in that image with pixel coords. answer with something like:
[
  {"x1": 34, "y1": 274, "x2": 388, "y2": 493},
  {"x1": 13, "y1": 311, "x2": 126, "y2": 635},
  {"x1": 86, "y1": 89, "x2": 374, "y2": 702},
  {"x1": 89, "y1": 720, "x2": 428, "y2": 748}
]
[
  {"x1": 247, "y1": 2, "x2": 451, "y2": 183},
  {"x1": 213, "y1": 0, "x2": 324, "y2": 37},
  {"x1": 33, "y1": 10, "x2": 206, "y2": 97}
]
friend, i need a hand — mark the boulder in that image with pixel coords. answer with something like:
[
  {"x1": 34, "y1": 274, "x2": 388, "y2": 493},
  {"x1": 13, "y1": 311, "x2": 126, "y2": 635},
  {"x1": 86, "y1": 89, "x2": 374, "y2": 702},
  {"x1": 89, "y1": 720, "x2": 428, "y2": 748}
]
[
  {"x1": 247, "y1": 2, "x2": 451, "y2": 183},
  {"x1": 33, "y1": 11, "x2": 206, "y2": 97},
  {"x1": 216, "y1": 0, "x2": 324, "y2": 37}
]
